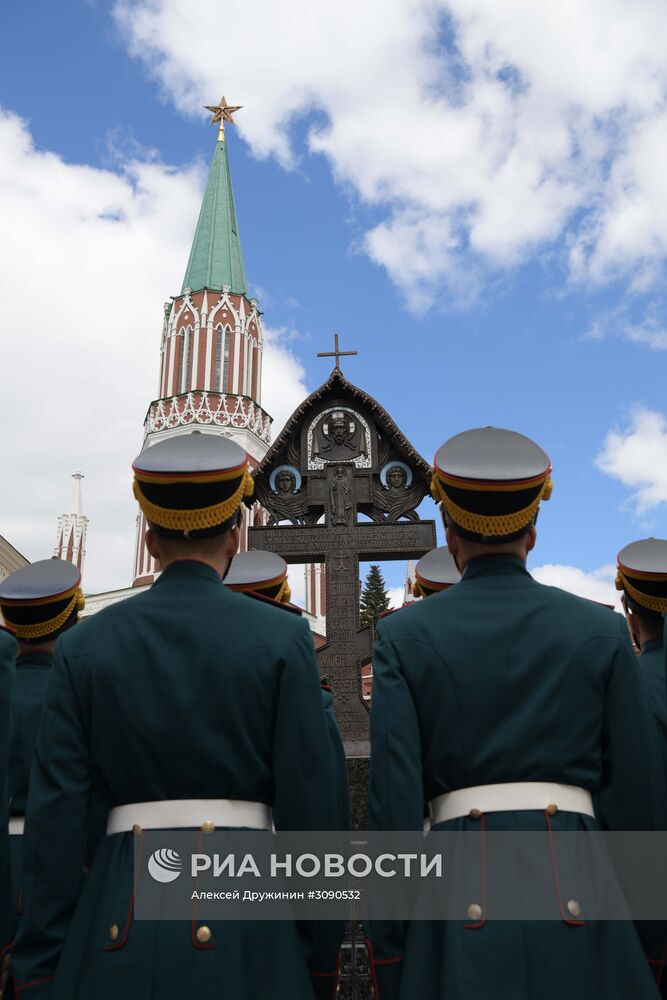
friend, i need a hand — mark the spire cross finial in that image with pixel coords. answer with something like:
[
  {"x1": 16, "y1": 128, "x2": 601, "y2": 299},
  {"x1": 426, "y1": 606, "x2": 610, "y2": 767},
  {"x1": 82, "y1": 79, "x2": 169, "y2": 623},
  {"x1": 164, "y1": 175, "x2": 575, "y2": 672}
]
[
  {"x1": 317, "y1": 334, "x2": 358, "y2": 372},
  {"x1": 203, "y1": 96, "x2": 243, "y2": 141}
]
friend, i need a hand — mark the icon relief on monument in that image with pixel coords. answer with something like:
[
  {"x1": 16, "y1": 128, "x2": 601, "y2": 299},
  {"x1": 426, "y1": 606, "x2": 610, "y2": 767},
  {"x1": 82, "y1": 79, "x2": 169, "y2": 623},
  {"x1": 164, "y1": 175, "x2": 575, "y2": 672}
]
[
  {"x1": 328, "y1": 465, "x2": 353, "y2": 526},
  {"x1": 257, "y1": 464, "x2": 311, "y2": 526},
  {"x1": 308, "y1": 407, "x2": 371, "y2": 470},
  {"x1": 370, "y1": 460, "x2": 423, "y2": 523}
]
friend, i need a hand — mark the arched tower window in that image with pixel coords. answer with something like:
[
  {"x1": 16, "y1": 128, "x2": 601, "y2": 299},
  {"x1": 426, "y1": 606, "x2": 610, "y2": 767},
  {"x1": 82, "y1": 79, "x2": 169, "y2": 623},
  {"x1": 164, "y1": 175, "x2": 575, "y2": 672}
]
[
  {"x1": 251, "y1": 342, "x2": 259, "y2": 401},
  {"x1": 214, "y1": 324, "x2": 224, "y2": 391},
  {"x1": 223, "y1": 328, "x2": 231, "y2": 392},
  {"x1": 246, "y1": 336, "x2": 254, "y2": 396},
  {"x1": 178, "y1": 325, "x2": 192, "y2": 394}
]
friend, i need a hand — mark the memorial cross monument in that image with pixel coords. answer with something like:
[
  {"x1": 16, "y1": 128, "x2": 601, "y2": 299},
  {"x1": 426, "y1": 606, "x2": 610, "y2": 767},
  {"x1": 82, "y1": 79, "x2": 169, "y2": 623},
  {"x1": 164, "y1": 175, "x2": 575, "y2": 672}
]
[{"x1": 248, "y1": 347, "x2": 436, "y2": 755}]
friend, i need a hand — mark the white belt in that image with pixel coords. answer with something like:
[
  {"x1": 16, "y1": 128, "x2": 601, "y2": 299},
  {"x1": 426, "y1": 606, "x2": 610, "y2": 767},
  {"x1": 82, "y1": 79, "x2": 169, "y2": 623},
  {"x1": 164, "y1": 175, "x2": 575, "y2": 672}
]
[
  {"x1": 8, "y1": 816, "x2": 25, "y2": 836},
  {"x1": 429, "y1": 782, "x2": 595, "y2": 825},
  {"x1": 106, "y1": 798, "x2": 273, "y2": 834}
]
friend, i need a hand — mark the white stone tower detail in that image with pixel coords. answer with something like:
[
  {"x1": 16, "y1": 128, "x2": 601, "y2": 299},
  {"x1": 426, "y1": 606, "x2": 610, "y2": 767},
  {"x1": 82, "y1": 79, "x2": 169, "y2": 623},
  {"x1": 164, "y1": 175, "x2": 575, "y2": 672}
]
[
  {"x1": 403, "y1": 559, "x2": 418, "y2": 604},
  {"x1": 54, "y1": 472, "x2": 88, "y2": 574},
  {"x1": 304, "y1": 563, "x2": 327, "y2": 635}
]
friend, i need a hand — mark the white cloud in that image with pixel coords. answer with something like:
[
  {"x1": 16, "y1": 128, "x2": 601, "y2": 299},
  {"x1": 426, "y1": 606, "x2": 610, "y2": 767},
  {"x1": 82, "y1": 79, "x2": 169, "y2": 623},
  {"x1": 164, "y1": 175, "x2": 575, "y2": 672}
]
[
  {"x1": 531, "y1": 563, "x2": 621, "y2": 610},
  {"x1": 392, "y1": 568, "x2": 619, "y2": 609},
  {"x1": 387, "y1": 586, "x2": 407, "y2": 610},
  {"x1": 0, "y1": 110, "x2": 307, "y2": 592},
  {"x1": 286, "y1": 565, "x2": 306, "y2": 611},
  {"x1": 261, "y1": 326, "x2": 308, "y2": 432},
  {"x1": 624, "y1": 317, "x2": 667, "y2": 351},
  {"x1": 115, "y1": 0, "x2": 667, "y2": 308},
  {"x1": 596, "y1": 407, "x2": 667, "y2": 514},
  {"x1": 582, "y1": 302, "x2": 667, "y2": 351}
]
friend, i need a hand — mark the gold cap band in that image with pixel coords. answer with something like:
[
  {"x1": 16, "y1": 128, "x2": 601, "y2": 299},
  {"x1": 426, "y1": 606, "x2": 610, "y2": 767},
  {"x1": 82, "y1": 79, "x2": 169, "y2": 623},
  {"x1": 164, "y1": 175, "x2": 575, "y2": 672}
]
[
  {"x1": 276, "y1": 576, "x2": 292, "y2": 604},
  {"x1": 227, "y1": 571, "x2": 292, "y2": 604},
  {"x1": 133, "y1": 467, "x2": 254, "y2": 532},
  {"x1": 412, "y1": 577, "x2": 449, "y2": 599},
  {"x1": 430, "y1": 472, "x2": 552, "y2": 538},
  {"x1": 2, "y1": 588, "x2": 85, "y2": 640},
  {"x1": 615, "y1": 568, "x2": 667, "y2": 614}
]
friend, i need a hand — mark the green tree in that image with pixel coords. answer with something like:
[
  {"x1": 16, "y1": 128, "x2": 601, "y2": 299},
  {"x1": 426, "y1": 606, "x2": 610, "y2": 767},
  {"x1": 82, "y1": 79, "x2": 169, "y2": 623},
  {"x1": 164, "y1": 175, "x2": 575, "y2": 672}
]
[{"x1": 360, "y1": 564, "x2": 390, "y2": 630}]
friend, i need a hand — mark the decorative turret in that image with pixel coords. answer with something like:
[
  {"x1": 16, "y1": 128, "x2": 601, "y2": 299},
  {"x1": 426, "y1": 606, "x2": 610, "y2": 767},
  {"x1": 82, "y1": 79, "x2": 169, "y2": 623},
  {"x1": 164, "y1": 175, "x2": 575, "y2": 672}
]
[
  {"x1": 54, "y1": 472, "x2": 88, "y2": 575},
  {"x1": 133, "y1": 97, "x2": 272, "y2": 586},
  {"x1": 403, "y1": 559, "x2": 418, "y2": 604}
]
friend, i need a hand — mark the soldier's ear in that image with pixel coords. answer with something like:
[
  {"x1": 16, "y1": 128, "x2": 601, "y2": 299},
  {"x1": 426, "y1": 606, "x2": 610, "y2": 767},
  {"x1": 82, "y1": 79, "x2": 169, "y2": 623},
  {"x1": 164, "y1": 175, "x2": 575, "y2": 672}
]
[
  {"x1": 145, "y1": 528, "x2": 161, "y2": 562},
  {"x1": 524, "y1": 524, "x2": 537, "y2": 555},
  {"x1": 226, "y1": 524, "x2": 241, "y2": 559}
]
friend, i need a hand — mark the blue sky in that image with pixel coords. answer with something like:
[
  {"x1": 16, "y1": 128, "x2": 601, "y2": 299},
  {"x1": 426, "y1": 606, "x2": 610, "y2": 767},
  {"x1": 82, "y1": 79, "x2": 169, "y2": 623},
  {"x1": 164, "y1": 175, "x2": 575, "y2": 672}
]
[{"x1": 2, "y1": 0, "x2": 667, "y2": 604}]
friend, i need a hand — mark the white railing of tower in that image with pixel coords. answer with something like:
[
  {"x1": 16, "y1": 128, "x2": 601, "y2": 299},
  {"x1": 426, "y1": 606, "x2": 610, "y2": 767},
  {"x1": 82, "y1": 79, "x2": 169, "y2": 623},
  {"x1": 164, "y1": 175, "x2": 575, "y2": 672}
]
[{"x1": 145, "y1": 391, "x2": 272, "y2": 445}]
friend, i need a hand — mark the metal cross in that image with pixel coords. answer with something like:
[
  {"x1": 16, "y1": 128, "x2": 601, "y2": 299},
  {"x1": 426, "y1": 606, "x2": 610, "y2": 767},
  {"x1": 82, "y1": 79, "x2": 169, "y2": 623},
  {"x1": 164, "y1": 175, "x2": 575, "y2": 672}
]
[{"x1": 317, "y1": 334, "x2": 358, "y2": 372}]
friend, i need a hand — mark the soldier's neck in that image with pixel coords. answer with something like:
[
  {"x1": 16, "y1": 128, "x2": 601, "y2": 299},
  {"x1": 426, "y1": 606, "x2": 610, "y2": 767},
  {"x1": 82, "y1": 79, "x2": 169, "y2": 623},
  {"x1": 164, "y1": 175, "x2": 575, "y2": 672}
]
[
  {"x1": 145, "y1": 525, "x2": 239, "y2": 580},
  {"x1": 446, "y1": 523, "x2": 535, "y2": 574},
  {"x1": 17, "y1": 639, "x2": 57, "y2": 656},
  {"x1": 637, "y1": 617, "x2": 663, "y2": 649},
  {"x1": 158, "y1": 553, "x2": 232, "y2": 579}
]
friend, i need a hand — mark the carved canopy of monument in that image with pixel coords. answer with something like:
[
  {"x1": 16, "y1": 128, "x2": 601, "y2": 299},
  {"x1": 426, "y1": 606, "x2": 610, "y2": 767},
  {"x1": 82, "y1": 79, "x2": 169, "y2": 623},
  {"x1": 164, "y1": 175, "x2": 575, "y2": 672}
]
[{"x1": 250, "y1": 368, "x2": 433, "y2": 528}]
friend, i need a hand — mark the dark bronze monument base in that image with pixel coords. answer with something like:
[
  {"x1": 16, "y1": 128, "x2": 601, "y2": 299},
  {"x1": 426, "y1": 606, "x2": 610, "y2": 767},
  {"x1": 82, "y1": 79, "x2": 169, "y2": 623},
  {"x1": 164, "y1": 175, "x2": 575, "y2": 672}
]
[
  {"x1": 340, "y1": 757, "x2": 373, "y2": 998},
  {"x1": 347, "y1": 756, "x2": 370, "y2": 833}
]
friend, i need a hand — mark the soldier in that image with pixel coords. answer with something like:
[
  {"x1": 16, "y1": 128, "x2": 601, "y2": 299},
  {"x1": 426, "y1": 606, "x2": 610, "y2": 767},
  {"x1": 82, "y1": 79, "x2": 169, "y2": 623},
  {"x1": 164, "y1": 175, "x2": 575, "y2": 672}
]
[
  {"x1": 616, "y1": 539, "x2": 667, "y2": 995},
  {"x1": 224, "y1": 549, "x2": 349, "y2": 829},
  {"x1": 0, "y1": 560, "x2": 84, "y2": 948},
  {"x1": 0, "y1": 623, "x2": 16, "y2": 990},
  {"x1": 411, "y1": 545, "x2": 460, "y2": 598},
  {"x1": 10, "y1": 433, "x2": 343, "y2": 1000},
  {"x1": 367, "y1": 426, "x2": 666, "y2": 1000},
  {"x1": 616, "y1": 538, "x2": 667, "y2": 746},
  {"x1": 224, "y1": 549, "x2": 294, "y2": 605}
]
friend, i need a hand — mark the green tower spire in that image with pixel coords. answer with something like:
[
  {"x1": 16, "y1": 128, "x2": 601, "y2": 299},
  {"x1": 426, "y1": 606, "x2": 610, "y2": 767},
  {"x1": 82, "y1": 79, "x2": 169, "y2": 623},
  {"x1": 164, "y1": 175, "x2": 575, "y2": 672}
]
[{"x1": 182, "y1": 100, "x2": 248, "y2": 296}]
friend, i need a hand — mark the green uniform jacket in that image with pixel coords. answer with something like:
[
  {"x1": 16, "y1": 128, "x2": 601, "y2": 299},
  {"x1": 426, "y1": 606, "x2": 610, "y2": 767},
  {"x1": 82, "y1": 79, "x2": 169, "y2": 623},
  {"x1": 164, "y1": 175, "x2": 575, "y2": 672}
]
[
  {"x1": 638, "y1": 639, "x2": 667, "y2": 993},
  {"x1": 7, "y1": 652, "x2": 52, "y2": 942},
  {"x1": 11, "y1": 560, "x2": 345, "y2": 1000},
  {"x1": 0, "y1": 627, "x2": 16, "y2": 957},
  {"x1": 367, "y1": 555, "x2": 666, "y2": 1000},
  {"x1": 640, "y1": 641, "x2": 667, "y2": 772},
  {"x1": 321, "y1": 685, "x2": 350, "y2": 832}
]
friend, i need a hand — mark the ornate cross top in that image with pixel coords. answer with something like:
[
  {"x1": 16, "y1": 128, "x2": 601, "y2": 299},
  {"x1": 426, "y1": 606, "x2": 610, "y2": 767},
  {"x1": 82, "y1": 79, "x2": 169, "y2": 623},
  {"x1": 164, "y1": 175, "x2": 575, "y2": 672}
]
[{"x1": 317, "y1": 334, "x2": 358, "y2": 372}]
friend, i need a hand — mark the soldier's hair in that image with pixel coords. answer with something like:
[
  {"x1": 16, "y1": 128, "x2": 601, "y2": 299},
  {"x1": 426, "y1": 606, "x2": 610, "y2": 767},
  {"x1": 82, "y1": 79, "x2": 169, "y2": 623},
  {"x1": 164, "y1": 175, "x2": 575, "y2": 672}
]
[
  {"x1": 442, "y1": 509, "x2": 536, "y2": 545},
  {"x1": 147, "y1": 506, "x2": 243, "y2": 541},
  {"x1": 623, "y1": 593, "x2": 665, "y2": 624}
]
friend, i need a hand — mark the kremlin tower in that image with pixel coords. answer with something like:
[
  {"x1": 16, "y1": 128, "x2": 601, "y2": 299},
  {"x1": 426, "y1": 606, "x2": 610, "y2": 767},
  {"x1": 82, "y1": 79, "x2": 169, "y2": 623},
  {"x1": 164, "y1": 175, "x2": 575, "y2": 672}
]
[{"x1": 132, "y1": 99, "x2": 272, "y2": 586}]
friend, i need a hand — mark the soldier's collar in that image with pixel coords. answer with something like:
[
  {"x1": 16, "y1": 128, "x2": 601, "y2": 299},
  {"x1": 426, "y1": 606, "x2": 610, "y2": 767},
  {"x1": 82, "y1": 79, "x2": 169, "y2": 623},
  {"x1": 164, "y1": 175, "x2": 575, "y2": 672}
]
[
  {"x1": 16, "y1": 652, "x2": 53, "y2": 668},
  {"x1": 462, "y1": 554, "x2": 531, "y2": 581},
  {"x1": 152, "y1": 559, "x2": 225, "y2": 586},
  {"x1": 641, "y1": 638, "x2": 663, "y2": 655}
]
